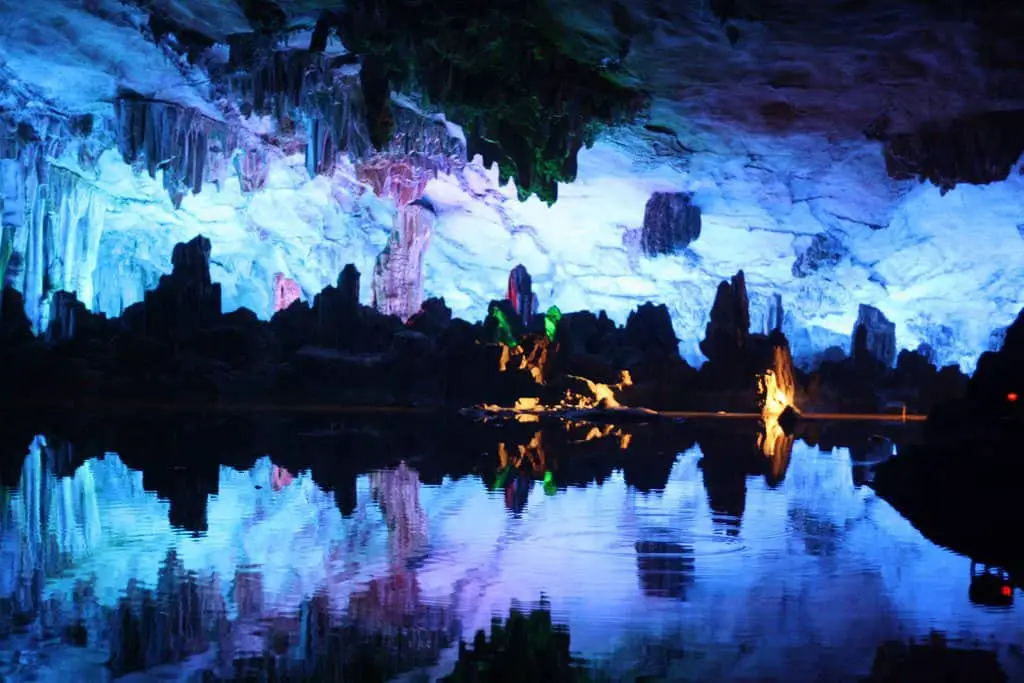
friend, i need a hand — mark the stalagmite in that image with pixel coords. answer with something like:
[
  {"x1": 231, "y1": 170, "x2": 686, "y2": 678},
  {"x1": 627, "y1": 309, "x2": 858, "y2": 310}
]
[
  {"x1": 372, "y1": 201, "x2": 435, "y2": 320},
  {"x1": 852, "y1": 303, "x2": 897, "y2": 367},
  {"x1": 507, "y1": 264, "x2": 538, "y2": 327},
  {"x1": 757, "y1": 338, "x2": 798, "y2": 467}
]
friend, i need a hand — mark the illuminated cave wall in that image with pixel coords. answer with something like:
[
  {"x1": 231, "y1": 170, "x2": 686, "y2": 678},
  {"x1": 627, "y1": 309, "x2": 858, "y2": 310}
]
[{"x1": 1, "y1": 0, "x2": 1022, "y2": 372}]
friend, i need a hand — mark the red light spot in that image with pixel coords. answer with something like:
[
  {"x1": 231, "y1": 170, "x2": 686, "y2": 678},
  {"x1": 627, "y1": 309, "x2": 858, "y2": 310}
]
[
  {"x1": 1002, "y1": 586, "x2": 1013, "y2": 597},
  {"x1": 1008, "y1": 392, "x2": 1019, "y2": 403}
]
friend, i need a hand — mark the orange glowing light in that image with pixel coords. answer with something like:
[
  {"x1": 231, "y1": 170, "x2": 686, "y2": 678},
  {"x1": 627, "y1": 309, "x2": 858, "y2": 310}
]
[
  {"x1": 1008, "y1": 392, "x2": 1019, "y2": 403},
  {"x1": 1002, "y1": 585, "x2": 1013, "y2": 597}
]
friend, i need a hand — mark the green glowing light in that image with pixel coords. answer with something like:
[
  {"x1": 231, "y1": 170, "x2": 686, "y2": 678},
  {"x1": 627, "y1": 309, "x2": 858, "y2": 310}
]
[
  {"x1": 489, "y1": 304, "x2": 518, "y2": 347},
  {"x1": 543, "y1": 305, "x2": 561, "y2": 341}
]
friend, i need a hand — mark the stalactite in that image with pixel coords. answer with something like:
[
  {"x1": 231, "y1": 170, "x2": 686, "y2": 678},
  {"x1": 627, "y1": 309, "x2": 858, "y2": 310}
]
[
  {"x1": 227, "y1": 49, "x2": 373, "y2": 176},
  {"x1": 355, "y1": 99, "x2": 467, "y2": 204},
  {"x1": 371, "y1": 201, "x2": 435, "y2": 321},
  {"x1": 233, "y1": 145, "x2": 271, "y2": 193},
  {"x1": 356, "y1": 156, "x2": 430, "y2": 206},
  {"x1": 113, "y1": 95, "x2": 232, "y2": 206},
  {"x1": 0, "y1": 122, "x2": 107, "y2": 332}
]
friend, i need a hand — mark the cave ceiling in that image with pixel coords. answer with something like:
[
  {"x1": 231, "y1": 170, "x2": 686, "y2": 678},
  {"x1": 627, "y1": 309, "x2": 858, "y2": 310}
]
[{"x1": 0, "y1": 0, "x2": 1022, "y2": 370}]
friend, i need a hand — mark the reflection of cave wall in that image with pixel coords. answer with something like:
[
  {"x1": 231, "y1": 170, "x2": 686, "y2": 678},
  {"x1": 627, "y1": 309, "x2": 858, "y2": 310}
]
[{"x1": 109, "y1": 549, "x2": 226, "y2": 677}]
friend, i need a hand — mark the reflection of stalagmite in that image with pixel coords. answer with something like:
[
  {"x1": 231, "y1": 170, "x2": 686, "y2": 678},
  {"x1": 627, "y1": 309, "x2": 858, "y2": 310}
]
[
  {"x1": 758, "y1": 420, "x2": 795, "y2": 483},
  {"x1": 563, "y1": 370, "x2": 633, "y2": 409},
  {"x1": 371, "y1": 202, "x2": 435, "y2": 321},
  {"x1": 357, "y1": 463, "x2": 456, "y2": 640},
  {"x1": 369, "y1": 462, "x2": 428, "y2": 561}
]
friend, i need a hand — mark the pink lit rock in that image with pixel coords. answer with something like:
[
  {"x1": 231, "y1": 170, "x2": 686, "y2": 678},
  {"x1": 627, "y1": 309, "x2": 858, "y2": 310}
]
[
  {"x1": 273, "y1": 273, "x2": 302, "y2": 312},
  {"x1": 357, "y1": 156, "x2": 431, "y2": 206},
  {"x1": 507, "y1": 264, "x2": 537, "y2": 327},
  {"x1": 271, "y1": 465, "x2": 294, "y2": 491},
  {"x1": 371, "y1": 202, "x2": 435, "y2": 321}
]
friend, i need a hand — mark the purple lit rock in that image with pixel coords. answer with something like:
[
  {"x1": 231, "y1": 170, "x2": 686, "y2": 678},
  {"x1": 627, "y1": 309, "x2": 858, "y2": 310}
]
[
  {"x1": 641, "y1": 192, "x2": 701, "y2": 256},
  {"x1": 372, "y1": 201, "x2": 435, "y2": 322}
]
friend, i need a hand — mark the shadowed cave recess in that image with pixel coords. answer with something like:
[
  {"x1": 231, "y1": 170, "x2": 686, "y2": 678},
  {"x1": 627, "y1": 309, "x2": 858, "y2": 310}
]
[{"x1": 1, "y1": 0, "x2": 1023, "y2": 378}]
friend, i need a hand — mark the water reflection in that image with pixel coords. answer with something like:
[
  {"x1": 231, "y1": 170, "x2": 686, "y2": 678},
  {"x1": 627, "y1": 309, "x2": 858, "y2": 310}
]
[{"x1": 0, "y1": 418, "x2": 1021, "y2": 681}]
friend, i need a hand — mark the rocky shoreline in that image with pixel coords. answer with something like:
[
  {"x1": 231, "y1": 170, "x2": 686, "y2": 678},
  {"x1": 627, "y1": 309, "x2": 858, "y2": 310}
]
[{"x1": 0, "y1": 234, "x2": 979, "y2": 416}]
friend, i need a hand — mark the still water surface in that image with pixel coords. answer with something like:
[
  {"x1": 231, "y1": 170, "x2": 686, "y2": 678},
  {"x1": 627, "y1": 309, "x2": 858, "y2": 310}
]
[{"x1": 0, "y1": 421, "x2": 1020, "y2": 681}]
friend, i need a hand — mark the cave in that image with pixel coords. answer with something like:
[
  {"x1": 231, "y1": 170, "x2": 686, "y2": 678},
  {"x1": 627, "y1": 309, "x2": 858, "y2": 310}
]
[{"x1": 1, "y1": 0, "x2": 1023, "y2": 680}]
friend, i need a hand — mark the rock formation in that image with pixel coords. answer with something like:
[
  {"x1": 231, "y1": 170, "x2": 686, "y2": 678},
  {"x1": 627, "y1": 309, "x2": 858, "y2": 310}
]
[
  {"x1": 967, "y1": 307, "x2": 1023, "y2": 409},
  {"x1": 311, "y1": 263, "x2": 363, "y2": 348},
  {"x1": 700, "y1": 271, "x2": 751, "y2": 364},
  {"x1": 273, "y1": 273, "x2": 302, "y2": 312},
  {"x1": 625, "y1": 302, "x2": 678, "y2": 356},
  {"x1": 506, "y1": 264, "x2": 538, "y2": 328},
  {"x1": 882, "y1": 110, "x2": 1024, "y2": 192},
  {"x1": 0, "y1": 234, "x2": 996, "y2": 416},
  {"x1": 640, "y1": 192, "x2": 702, "y2": 256},
  {"x1": 372, "y1": 200, "x2": 436, "y2": 321},
  {"x1": 851, "y1": 304, "x2": 897, "y2": 368},
  {"x1": 114, "y1": 95, "x2": 232, "y2": 206},
  {"x1": 131, "y1": 235, "x2": 222, "y2": 341},
  {"x1": 45, "y1": 290, "x2": 90, "y2": 343}
]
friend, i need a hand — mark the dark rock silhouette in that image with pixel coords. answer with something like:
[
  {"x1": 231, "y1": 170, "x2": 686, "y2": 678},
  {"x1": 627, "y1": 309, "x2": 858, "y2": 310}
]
[
  {"x1": 867, "y1": 633, "x2": 1008, "y2": 683},
  {"x1": 883, "y1": 109, "x2": 1024, "y2": 193},
  {"x1": 0, "y1": 236, "x2": 987, "y2": 417},
  {"x1": 871, "y1": 309, "x2": 1023, "y2": 579},
  {"x1": 124, "y1": 235, "x2": 222, "y2": 341},
  {"x1": 852, "y1": 304, "x2": 896, "y2": 367},
  {"x1": 46, "y1": 291, "x2": 104, "y2": 343},
  {"x1": 700, "y1": 270, "x2": 750, "y2": 365}
]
